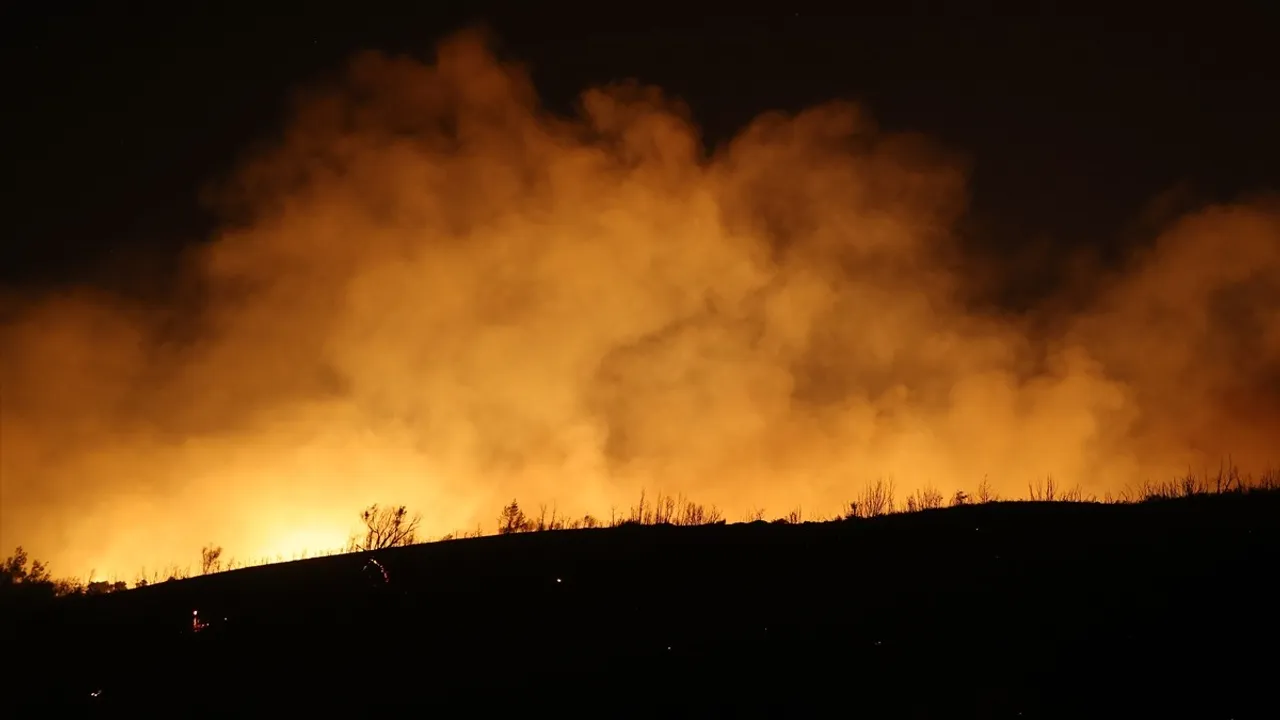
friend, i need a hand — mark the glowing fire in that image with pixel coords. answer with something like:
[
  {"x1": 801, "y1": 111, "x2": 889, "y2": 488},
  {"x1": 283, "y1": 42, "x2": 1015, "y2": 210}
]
[
  {"x1": 253, "y1": 525, "x2": 348, "y2": 563},
  {"x1": 0, "y1": 30, "x2": 1277, "y2": 581}
]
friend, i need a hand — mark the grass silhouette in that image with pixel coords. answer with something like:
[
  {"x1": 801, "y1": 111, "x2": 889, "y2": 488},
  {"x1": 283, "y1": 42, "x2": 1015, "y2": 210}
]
[{"x1": 8, "y1": 464, "x2": 1275, "y2": 594}]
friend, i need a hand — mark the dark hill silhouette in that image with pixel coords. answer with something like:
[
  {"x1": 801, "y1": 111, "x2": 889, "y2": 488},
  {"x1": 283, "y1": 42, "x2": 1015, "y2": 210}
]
[{"x1": 4, "y1": 491, "x2": 1277, "y2": 717}]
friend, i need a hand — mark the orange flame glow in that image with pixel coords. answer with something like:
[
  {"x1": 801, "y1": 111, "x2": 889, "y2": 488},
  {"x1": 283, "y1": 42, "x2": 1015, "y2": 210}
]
[{"x1": 1, "y1": 30, "x2": 1277, "y2": 580}]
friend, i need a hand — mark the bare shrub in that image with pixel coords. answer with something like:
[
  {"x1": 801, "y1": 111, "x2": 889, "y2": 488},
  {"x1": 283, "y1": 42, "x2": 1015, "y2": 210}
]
[
  {"x1": 623, "y1": 490, "x2": 712, "y2": 526},
  {"x1": 904, "y1": 486, "x2": 943, "y2": 511},
  {"x1": 675, "y1": 498, "x2": 721, "y2": 526},
  {"x1": 1058, "y1": 485, "x2": 1095, "y2": 503},
  {"x1": 976, "y1": 476, "x2": 999, "y2": 503},
  {"x1": 200, "y1": 544, "x2": 223, "y2": 575},
  {"x1": 1214, "y1": 464, "x2": 1243, "y2": 493},
  {"x1": 1180, "y1": 472, "x2": 1207, "y2": 497},
  {"x1": 534, "y1": 503, "x2": 569, "y2": 531},
  {"x1": 351, "y1": 504, "x2": 421, "y2": 550},
  {"x1": 654, "y1": 493, "x2": 678, "y2": 525},
  {"x1": 567, "y1": 514, "x2": 602, "y2": 530},
  {"x1": 1028, "y1": 476, "x2": 1057, "y2": 502},
  {"x1": 860, "y1": 479, "x2": 896, "y2": 517},
  {"x1": 628, "y1": 490, "x2": 651, "y2": 525},
  {"x1": 1104, "y1": 488, "x2": 1134, "y2": 504}
]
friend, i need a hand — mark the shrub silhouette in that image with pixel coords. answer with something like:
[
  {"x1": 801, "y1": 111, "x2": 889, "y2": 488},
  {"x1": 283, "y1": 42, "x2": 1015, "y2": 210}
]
[
  {"x1": 903, "y1": 486, "x2": 944, "y2": 512},
  {"x1": 977, "y1": 476, "x2": 999, "y2": 503},
  {"x1": 86, "y1": 580, "x2": 128, "y2": 595},
  {"x1": 201, "y1": 544, "x2": 224, "y2": 575},
  {"x1": 7, "y1": 464, "x2": 1280, "y2": 587},
  {"x1": 1028, "y1": 475, "x2": 1057, "y2": 501},
  {"x1": 351, "y1": 504, "x2": 422, "y2": 551}
]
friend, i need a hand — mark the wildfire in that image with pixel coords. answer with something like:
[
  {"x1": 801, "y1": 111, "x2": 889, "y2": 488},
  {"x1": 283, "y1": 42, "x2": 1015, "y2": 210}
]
[{"x1": 0, "y1": 29, "x2": 1277, "y2": 581}]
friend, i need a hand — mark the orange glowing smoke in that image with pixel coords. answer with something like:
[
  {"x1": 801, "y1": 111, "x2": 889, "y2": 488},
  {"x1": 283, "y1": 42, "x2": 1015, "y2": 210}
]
[{"x1": 1, "y1": 30, "x2": 1278, "y2": 579}]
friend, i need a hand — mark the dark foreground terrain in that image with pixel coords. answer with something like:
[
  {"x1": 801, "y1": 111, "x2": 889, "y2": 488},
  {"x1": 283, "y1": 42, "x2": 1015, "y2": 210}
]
[{"x1": 4, "y1": 493, "x2": 1278, "y2": 718}]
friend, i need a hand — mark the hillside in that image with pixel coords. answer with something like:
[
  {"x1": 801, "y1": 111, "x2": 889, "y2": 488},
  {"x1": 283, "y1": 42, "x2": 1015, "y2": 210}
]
[{"x1": 5, "y1": 491, "x2": 1278, "y2": 717}]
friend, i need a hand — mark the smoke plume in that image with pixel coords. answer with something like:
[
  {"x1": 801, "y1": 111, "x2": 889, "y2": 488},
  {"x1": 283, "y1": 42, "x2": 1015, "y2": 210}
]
[{"x1": 2, "y1": 31, "x2": 1277, "y2": 578}]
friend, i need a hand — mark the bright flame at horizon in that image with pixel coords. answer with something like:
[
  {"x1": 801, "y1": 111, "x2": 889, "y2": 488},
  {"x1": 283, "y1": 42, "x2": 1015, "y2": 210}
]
[{"x1": 2, "y1": 30, "x2": 1279, "y2": 581}]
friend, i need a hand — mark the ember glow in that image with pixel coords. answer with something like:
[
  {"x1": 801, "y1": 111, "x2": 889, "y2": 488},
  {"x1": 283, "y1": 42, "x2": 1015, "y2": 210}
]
[{"x1": 1, "y1": 31, "x2": 1277, "y2": 579}]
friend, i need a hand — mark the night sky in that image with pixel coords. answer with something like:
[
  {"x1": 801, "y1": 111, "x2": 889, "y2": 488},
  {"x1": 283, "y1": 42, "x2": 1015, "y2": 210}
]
[{"x1": 2, "y1": 2, "x2": 1278, "y2": 291}]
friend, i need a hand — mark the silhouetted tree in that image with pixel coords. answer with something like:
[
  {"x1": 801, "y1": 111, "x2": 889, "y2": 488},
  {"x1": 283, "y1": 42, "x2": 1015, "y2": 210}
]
[
  {"x1": 498, "y1": 499, "x2": 532, "y2": 534},
  {"x1": 1, "y1": 547, "x2": 49, "y2": 586},
  {"x1": 351, "y1": 504, "x2": 421, "y2": 551},
  {"x1": 0, "y1": 547, "x2": 60, "y2": 604}
]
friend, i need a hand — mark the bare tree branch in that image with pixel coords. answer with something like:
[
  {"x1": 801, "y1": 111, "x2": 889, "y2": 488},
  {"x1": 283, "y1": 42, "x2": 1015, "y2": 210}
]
[{"x1": 351, "y1": 504, "x2": 422, "y2": 551}]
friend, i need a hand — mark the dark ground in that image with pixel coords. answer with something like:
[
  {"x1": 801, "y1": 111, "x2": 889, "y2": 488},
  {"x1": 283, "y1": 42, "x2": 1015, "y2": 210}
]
[{"x1": 4, "y1": 493, "x2": 1277, "y2": 718}]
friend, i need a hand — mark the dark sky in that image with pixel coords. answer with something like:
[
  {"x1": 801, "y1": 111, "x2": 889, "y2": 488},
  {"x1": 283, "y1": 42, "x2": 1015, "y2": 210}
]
[{"x1": 3, "y1": 2, "x2": 1278, "y2": 291}]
